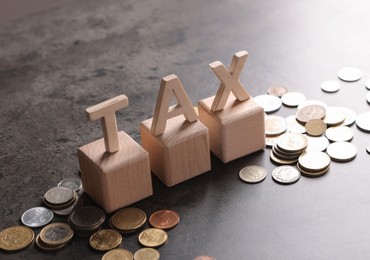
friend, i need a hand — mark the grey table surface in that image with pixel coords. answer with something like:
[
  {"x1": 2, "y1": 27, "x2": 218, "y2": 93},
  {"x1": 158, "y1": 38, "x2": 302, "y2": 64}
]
[{"x1": 1, "y1": 0, "x2": 370, "y2": 259}]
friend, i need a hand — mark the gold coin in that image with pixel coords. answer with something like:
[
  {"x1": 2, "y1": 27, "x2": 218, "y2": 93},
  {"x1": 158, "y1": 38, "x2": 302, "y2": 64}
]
[
  {"x1": 305, "y1": 119, "x2": 327, "y2": 136},
  {"x1": 102, "y1": 248, "x2": 134, "y2": 260},
  {"x1": 90, "y1": 229, "x2": 122, "y2": 251},
  {"x1": 40, "y1": 222, "x2": 74, "y2": 246},
  {"x1": 149, "y1": 210, "x2": 180, "y2": 230},
  {"x1": 134, "y1": 248, "x2": 160, "y2": 260},
  {"x1": 138, "y1": 228, "x2": 168, "y2": 248},
  {"x1": 0, "y1": 226, "x2": 34, "y2": 251},
  {"x1": 111, "y1": 208, "x2": 146, "y2": 232}
]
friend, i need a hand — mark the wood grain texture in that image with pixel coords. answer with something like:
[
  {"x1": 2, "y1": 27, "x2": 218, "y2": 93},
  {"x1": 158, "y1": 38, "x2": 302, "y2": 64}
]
[
  {"x1": 141, "y1": 115, "x2": 210, "y2": 187},
  {"x1": 199, "y1": 94, "x2": 265, "y2": 163},
  {"x1": 78, "y1": 131, "x2": 153, "y2": 213}
]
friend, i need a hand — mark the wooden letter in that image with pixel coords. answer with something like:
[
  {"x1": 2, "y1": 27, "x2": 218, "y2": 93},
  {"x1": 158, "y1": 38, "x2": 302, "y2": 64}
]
[
  {"x1": 210, "y1": 50, "x2": 251, "y2": 112},
  {"x1": 85, "y1": 95, "x2": 128, "y2": 153},
  {"x1": 151, "y1": 74, "x2": 198, "y2": 135}
]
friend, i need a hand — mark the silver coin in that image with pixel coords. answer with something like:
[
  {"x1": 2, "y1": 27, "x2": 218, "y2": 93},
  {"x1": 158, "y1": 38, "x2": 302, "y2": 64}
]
[
  {"x1": 272, "y1": 166, "x2": 300, "y2": 184},
  {"x1": 265, "y1": 115, "x2": 287, "y2": 136},
  {"x1": 266, "y1": 136, "x2": 280, "y2": 148},
  {"x1": 281, "y1": 92, "x2": 306, "y2": 107},
  {"x1": 366, "y1": 79, "x2": 370, "y2": 90},
  {"x1": 286, "y1": 115, "x2": 306, "y2": 134},
  {"x1": 58, "y1": 178, "x2": 82, "y2": 192},
  {"x1": 325, "y1": 125, "x2": 354, "y2": 142},
  {"x1": 323, "y1": 107, "x2": 345, "y2": 126},
  {"x1": 337, "y1": 67, "x2": 363, "y2": 82},
  {"x1": 21, "y1": 207, "x2": 54, "y2": 228},
  {"x1": 297, "y1": 100, "x2": 328, "y2": 111},
  {"x1": 321, "y1": 80, "x2": 340, "y2": 93},
  {"x1": 305, "y1": 135, "x2": 329, "y2": 152},
  {"x1": 326, "y1": 141, "x2": 357, "y2": 162},
  {"x1": 239, "y1": 165, "x2": 267, "y2": 183},
  {"x1": 337, "y1": 107, "x2": 356, "y2": 126},
  {"x1": 267, "y1": 85, "x2": 288, "y2": 97},
  {"x1": 298, "y1": 151, "x2": 331, "y2": 172},
  {"x1": 367, "y1": 91, "x2": 370, "y2": 104},
  {"x1": 253, "y1": 94, "x2": 282, "y2": 113},
  {"x1": 44, "y1": 186, "x2": 75, "y2": 205},
  {"x1": 356, "y1": 111, "x2": 370, "y2": 132},
  {"x1": 276, "y1": 133, "x2": 308, "y2": 153}
]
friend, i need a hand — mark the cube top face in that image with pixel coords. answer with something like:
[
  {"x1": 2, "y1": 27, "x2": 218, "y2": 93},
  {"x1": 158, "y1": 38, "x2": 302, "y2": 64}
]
[
  {"x1": 198, "y1": 95, "x2": 264, "y2": 124},
  {"x1": 78, "y1": 131, "x2": 148, "y2": 173}
]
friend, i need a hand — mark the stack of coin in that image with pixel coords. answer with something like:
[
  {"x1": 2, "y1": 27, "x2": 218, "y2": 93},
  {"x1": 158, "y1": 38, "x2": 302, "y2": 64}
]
[
  {"x1": 270, "y1": 133, "x2": 308, "y2": 165},
  {"x1": 43, "y1": 186, "x2": 77, "y2": 211},
  {"x1": 36, "y1": 222, "x2": 74, "y2": 251},
  {"x1": 57, "y1": 177, "x2": 83, "y2": 193},
  {"x1": 110, "y1": 207, "x2": 147, "y2": 233},
  {"x1": 89, "y1": 229, "x2": 122, "y2": 251},
  {"x1": 0, "y1": 226, "x2": 34, "y2": 252},
  {"x1": 297, "y1": 151, "x2": 331, "y2": 177},
  {"x1": 68, "y1": 206, "x2": 105, "y2": 236}
]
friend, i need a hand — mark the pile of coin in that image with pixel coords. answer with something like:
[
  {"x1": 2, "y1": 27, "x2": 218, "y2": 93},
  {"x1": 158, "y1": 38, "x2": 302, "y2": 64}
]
[
  {"x1": 36, "y1": 222, "x2": 74, "y2": 251},
  {"x1": 68, "y1": 206, "x2": 105, "y2": 236},
  {"x1": 297, "y1": 151, "x2": 331, "y2": 177},
  {"x1": 43, "y1": 186, "x2": 77, "y2": 211},
  {"x1": 270, "y1": 132, "x2": 308, "y2": 165},
  {"x1": 110, "y1": 207, "x2": 147, "y2": 233}
]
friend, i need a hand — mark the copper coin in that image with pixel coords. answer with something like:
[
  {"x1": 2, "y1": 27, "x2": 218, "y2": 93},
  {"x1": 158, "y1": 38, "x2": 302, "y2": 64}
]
[
  {"x1": 267, "y1": 85, "x2": 288, "y2": 97},
  {"x1": 149, "y1": 210, "x2": 180, "y2": 230},
  {"x1": 305, "y1": 119, "x2": 327, "y2": 136},
  {"x1": 296, "y1": 105, "x2": 326, "y2": 124}
]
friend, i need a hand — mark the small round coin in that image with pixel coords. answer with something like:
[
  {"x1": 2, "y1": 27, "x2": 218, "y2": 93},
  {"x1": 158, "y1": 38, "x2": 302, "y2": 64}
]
[
  {"x1": 138, "y1": 228, "x2": 168, "y2": 248},
  {"x1": 69, "y1": 206, "x2": 105, "y2": 229},
  {"x1": 276, "y1": 133, "x2": 308, "y2": 153},
  {"x1": 305, "y1": 135, "x2": 329, "y2": 152},
  {"x1": 40, "y1": 222, "x2": 74, "y2": 246},
  {"x1": 297, "y1": 100, "x2": 328, "y2": 111},
  {"x1": 265, "y1": 115, "x2": 287, "y2": 136},
  {"x1": 337, "y1": 67, "x2": 363, "y2": 82},
  {"x1": 272, "y1": 166, "x2": 300, "y2": 184},
  {"x1": 298, "y1": 151, "x2": 331, "y2": 172},
  {"x1": 134, "y1": 248, "x2": 160, "y2": 260},
  {"x1": 267, "y1": 85, "x2": 288, "y2": 97},
  {"x1": 321, "y1": 80, "x2": 340, "y2": 93},
  {"x1": 21, "y1": 206, "x2": 54, "y2": 228},
  {"x1": 239, "y1": 165, "x2": 267, "y2": 183},
  {"x1": 296, "y1": 162, "x2": 329, "y2": 177},
  {"x1": 326, "y1": 142, "x2": 357, "y2": 162},
  {"x1": 58, "y1": 178, "x2": 82, "y2": 192},
  {"x1": 253, "y1": 94, "x2": 282, "y2": 113},
  {"x1": 44, "y1": 186, "x2": 75, "y2": 206},
  {"x1": 356, "y1": 111, "x2": 370, "y2": 132},
  {"x1": 286, "y1": 115, "x2": 306, "y2": 134},
  {"x1": 338, "y1": 107, "x2": 356, "y2": 126},
  {"x1": 305, "y1": 119, "x2": 327, "y2": 136},
  {"x1": 149, "y1": 210, "x2": 180, "y2": 230},
  {"x1": 270, "y1": 151, "x2": 297, "y2": 165},
  {"x1": 0, "y1": 226, "x2": 34, "y2": 251},
  {"x1": 325, "y1": 125, "x2": 354, "y2": 142},
  {"x1": 111, "y1": 207, "x2": 147, "y2": 233},
  {"x1": 324, "y1": 107, "x2": 346, "y2": 126},
  {"x1": 296, "y1": 105, "x2": 326, "y2": 124},
  {"x1": 281, "y1": 92, "x2": 306, "y2": 107},
  {"x1": 35, "y1": 233, "x2": 68, "y2": 251},
  {"x1": 90, "y1": 229, "x2": 122, "y2": 251},
  {"x1": 102, "y1": 248, "x2": 134, "y2": 260}
]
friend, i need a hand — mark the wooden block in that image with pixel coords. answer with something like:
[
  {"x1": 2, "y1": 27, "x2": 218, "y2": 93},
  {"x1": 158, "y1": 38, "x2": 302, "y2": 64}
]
[
  {"x1": 78, "y1": 131, "x2": 153, "y2": 213},
  {"x1": 198, "y1": 94, "x2": 265, "y2": 163}
]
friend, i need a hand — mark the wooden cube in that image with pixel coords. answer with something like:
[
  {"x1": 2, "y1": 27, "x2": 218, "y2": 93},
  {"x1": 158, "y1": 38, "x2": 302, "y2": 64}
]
[
  {"x1": 140, "y1": 115, "x2": 211, "y2": 187},
  {"x1": 198, "y1": 95, "x2": 265, "y2": 163},
  {"x1": 78, "y1": 131, "x2": 153, "y2": 213}
]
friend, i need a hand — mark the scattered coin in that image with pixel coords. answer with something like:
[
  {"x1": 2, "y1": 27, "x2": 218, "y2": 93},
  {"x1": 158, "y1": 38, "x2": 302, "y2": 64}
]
[
  {"x1": 69, "y1": 206, "x2": 105, "y2": 236},
  {"x1": 305, "y1": 135, "x2": 330, "y2": 152},
  {"x1": 270, "y1": 150, "x2": 297, "y2": 165},
  {"x1": 239, "y1": 165, "x2": 267, "y2": 183},
  {"x1": 272, "y1": 166, "x2": 300, "y2": 184},
  {"x1": 0, "y1": 226, "x2": 34, "y2": 251},
  {"x1": 90, "y1": 229, "x2": 122, "y2": 251},
  {"x1": 267, "y1": 85, "x2": 288, "y2": 97},
  {"x1": 323, "y1": 107, "x2": 346, "y2": 126},
  {"x1": 356, "y1": 111, "x2": 370, "y2": 132},
  {"x1": 39, "y1": 222, "x2": 74, "y2": 247},
  {"x1": 338, "y1": 107, "x2": 356, "y2": 126},
  {"x1": 296, "y1": 162, "x2": 329, "y2": 177},
  {"x1": 298, "y1": 151, "x2": 331, "y2": 172},
  {"x1": 134, "y1": 248, "x2": 160, "y2": 260},
  {"x1": 102, "y1": 248, "x2": 134, "y2": 260},
  {"x1": 265, "y1": 135, "x2": 280, "y2": 148},
  {"x1": 149, "y1": 210, "x2": 180, "y2": 230},
  {"x1": 110, "y1": 207, "x2": 147, "y2": 233},
  {"x1": 325, "y1": 125, "x2": 354, "y2": 142},
  {"x1": 21, "y1": 206, "x2": 54, "y2": 228},
  {"x1": 296, "y1": 105, "x2": 326, "y2": 124},
  {"x1": 138, "y1": 228, "x2": 168, "y2": 248},
  {"x1": 53, "y1": 196, "x2": 83, "y2": 216},
  {"x1": 58, "y1": 177, "x2": 82, "y2": 192},
  {"x1": 281, "y1": 92, "x2": 306, "y2": 107},
  {"x1": 367, "y1": 91, "x2": 370, "y2": 104},
  {"x1": 305, "y1": 119, "x2": 327, "y2": 136},
  {"x1": 35, "y1": 233, "x2": 68, "y2": 251},
  {"x1": 43, "y1": 186, "x2": 77, "y2": 210},
  {"x1": 337, "y1": 67, "x2": 363, "y2": 82},
  {"x1": 286, "y1": 115, "x2": 306, "y2": 134},
  {"x1": 265, "y1": 115, "x2": 287, "y2": 136},
  {"x1": 326, "y1": 142, "x2": 357, "y2": 162},
  {"x1": 276, "y1": 133, "x2": 308, "y2": 153},
  {"x1": 253, "y1": 94, "x2": 282, "y2": 113},
  {"x1": 194, "y1": 256, "x2": 217, "y2": 260},
  {"x1": 297, "y1": 100, "x2": 328, "y2": 110},
  {"x1": 321, "y1": 80, "x2": 340, "y2": 93},
  {"x1": 366, "y1": 79, "x2": 370, "y2": 90}
]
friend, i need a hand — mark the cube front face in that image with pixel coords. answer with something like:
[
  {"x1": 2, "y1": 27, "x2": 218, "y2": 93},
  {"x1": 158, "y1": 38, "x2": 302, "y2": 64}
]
[
  {"x1": 140, "y1": 116, "x2": 211, "y2": 187},
  {"x1": 78, "y1": 131, "x2": 153, "y2": 213},
  {"x1": 198, "y1": 95, "x2": 265, "y2": 163}
]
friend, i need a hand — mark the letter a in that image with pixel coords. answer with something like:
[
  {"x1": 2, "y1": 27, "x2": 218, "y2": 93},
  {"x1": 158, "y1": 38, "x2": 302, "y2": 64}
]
[
  {"x1": 151, "y1": 74, "x2": 198, "y2": 136},
  {"x1": 210, "y1": 51, "x2": 251, "y2": 112}
]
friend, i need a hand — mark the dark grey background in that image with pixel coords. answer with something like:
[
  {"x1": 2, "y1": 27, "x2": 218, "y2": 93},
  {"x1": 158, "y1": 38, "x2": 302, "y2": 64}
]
[{"x1": 1, "y1": 0, "x2": 370, "y2": 259}]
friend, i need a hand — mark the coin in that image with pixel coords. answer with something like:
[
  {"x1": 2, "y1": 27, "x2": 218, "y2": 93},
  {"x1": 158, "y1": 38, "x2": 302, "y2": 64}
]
[
  {"x1": 69, "y1": 206, "x2": 105, "y2": 229},
  {"x1": 134, "y1": 248, "x2": 160, "y2": 260},
  {"x1": 321, "y1": 80, "x2": 340, "y2": 93},
  {"x1": 58, "y1": 178, "x2": 82, "y2": 192},
  {"x1": 239, "y1": 165, "x2": 267, "y2": 183},
  {"x1": 367, "y1": 91, "x2": 370, "y2": 104},
  {"x1": 305, "y1": 135, "x2": 329, "y2": 152},
  {"x1": 337, "y1": 67, "x2": 362, "y2": 82},
  {"x1": 326, "y1": 142, "x2": 357, "y2": 162},
  {"x1": 266, "y1": 136, "x2": 280, "y2": 148},
  {"x1": 276, "y1": 133, "x2": 308, "y2": 153},
  {"x1": 366, "y1": 79, "x2": 370, "y2": 90},
  {"x1": 356, "y1": 111, "x2": 370, "y2": 132},
  {"x1": 90, "y1": 229, "x2": 122, "y2": 251},
  {"x1": 325, "y1": 125, "x2": 354, "y2": 142},
  {"x1": 267, "y1": 85, "x2": 288, "y2": 97},
  {"x1": 253, "y1": 94, "x2": 282, "y2": 113},
  {"x1": 323, "y1": 107, "x2": 345, "y2": 126},
  {"x1": 296, "y1": 162, "x2": 329, "y2": 177},
  {"x1": 305, "y1": 119, "x2": 327, "y2": 136},
  {"x1": 265, "y1": 115, "x2": 287, "y2": 136},
  {"x1": 102, "y1": 248, "x2": 134, "y2": 260},
  {"x1": 111, "y1": 208, "x2": 146, "y2": 233},
  {"x1": 44, "y1": 186, "x2": 76, "y2": 206},
  {"x1": 286, "y1": 115, "x2": 306, "y2": 134},
  {"x1": 270, "y1": 150, "x2": 297, "y2": 165},
  {"x1": 281, "y1": 92, "x2": 306, "y2": 107},
  {"x1": 149, "y1": 210, "x2": 180, "y2": 230},
  {"x1": 138, "y1": 228, "x2": 168, "y2": 248},
  {"x1": 297, "y1": 100, "x2": 328, "y2": 111},
  {"x1": 35, "y1": 233, "x2": 68, "y2": 251},
  {"x1": 21, "y1": 206, "x2": 53, "y2": 228},
  {"x1": 272, "y1": 166, "x2": 300, "y2": 184},
  {"x1": 296, "y1": 105, "x2": 326, "y2": 124},
  {"x1": 53, "y1": 196, "x2": 83, "y2": 216},
  {"x1": 338, "y1": 107, "x2": 356, "y2": 126},
  {"x1": 40, "y1": 222, "x2": 74, "y2": 246},
  {"x1": 0, "y1": 226, "x2": 34, "y2": 251},
  {"x1": 194, "y1": 256, "x2": 217, "y2": 260},
  {"x1": 298, "y1": 151, "x2": 331, "y2": 172}
]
